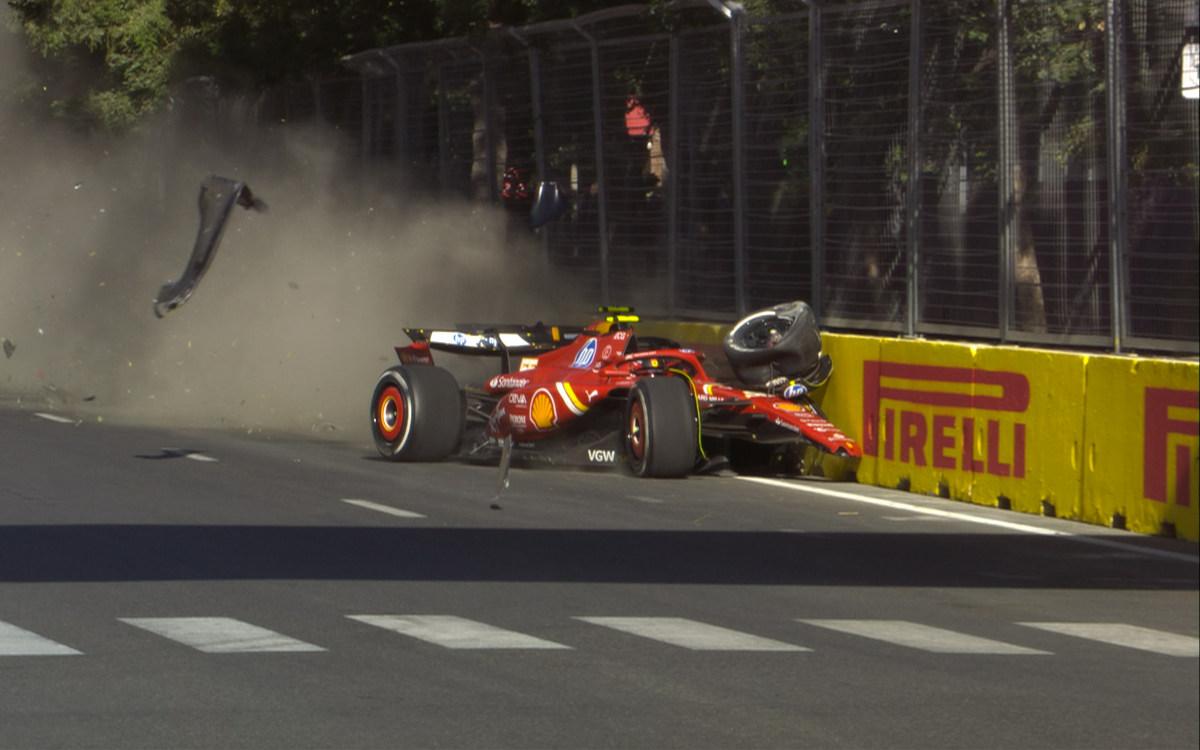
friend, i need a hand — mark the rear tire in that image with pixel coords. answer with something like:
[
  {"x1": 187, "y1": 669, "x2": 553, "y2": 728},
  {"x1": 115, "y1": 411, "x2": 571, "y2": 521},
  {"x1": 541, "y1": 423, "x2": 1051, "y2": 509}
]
[
  {"x1": 625, "y1": 377, "x2": 698, "y2": 478},
  {"x1": 370, "y1": 365, "x2": 464, "y2": 461}
]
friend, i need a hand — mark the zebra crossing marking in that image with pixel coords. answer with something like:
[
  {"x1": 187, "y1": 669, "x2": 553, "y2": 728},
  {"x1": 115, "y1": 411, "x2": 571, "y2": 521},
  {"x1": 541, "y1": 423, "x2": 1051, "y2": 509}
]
[
  {"x1": 348, "y1": 615, "x2": 571, "y2": 650},
  {"x1": 798, "y1": 619, "x2": 1051, "y2": 654},
  {"x1": 1018, "y1": 622, "x2": 1200, "y2": 657},
  {"x1": 576, "y1": 617, "x2": 808, "y2": 651},
  {"x1": 119, "y1": 617, "x2": 325, "y2": 653},
  {"x1": 0, "y1": 620, "x2": 81, "y2": 656}
]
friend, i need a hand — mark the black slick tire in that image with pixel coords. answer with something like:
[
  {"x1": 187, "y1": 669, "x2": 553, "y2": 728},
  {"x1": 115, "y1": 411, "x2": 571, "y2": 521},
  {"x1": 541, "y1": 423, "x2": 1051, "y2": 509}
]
[
  {"x1": 624, "y1": 376, "x2": 698, "y2": 478},
  {"x1": 370, "y1": 365, "x2": 464, "y2": 461}
]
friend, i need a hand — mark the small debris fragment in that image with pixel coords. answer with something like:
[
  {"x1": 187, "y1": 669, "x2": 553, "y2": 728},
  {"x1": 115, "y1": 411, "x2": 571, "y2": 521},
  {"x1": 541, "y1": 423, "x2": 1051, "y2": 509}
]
[{"x1": 2, "y1": 338, "x2": 14, "y2": 358}]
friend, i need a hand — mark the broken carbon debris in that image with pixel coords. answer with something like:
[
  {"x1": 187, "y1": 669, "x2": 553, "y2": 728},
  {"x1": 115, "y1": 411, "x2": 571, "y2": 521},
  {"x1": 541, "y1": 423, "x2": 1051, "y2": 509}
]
[
  {"x1": 2, "y1": 338, "x2": 13, "y2": 359},
  {"x1": 153, "y1": 175, "x2": 268, "y2": 318}
]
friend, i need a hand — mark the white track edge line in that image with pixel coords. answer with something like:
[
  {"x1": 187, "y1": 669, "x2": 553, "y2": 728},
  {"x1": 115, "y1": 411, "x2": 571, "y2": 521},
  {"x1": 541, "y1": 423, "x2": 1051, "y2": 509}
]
[
  {"x1": 738, "y1": 476, "x2": 1199, "y2": 564},
  {"x1": 340, "y1": 499, "x2": 425, "y2": 519},
  {"x1": 33, "y1": 412, "x2": 77, "y2": 424}
]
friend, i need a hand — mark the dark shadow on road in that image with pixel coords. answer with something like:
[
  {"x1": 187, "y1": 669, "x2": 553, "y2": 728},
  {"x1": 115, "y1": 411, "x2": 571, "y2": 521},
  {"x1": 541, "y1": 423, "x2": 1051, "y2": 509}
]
[{"x1": 0, "y1": 525, "x2": 1195, "y2": 589}]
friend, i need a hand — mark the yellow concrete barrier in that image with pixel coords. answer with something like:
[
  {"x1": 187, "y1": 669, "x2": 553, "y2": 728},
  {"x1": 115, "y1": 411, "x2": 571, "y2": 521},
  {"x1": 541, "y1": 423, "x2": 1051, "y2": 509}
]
[
  {"x1": 1083, "y1": 355, "x2": 1199, "y2": 538},
  {"x1": 640, "y1": 317, "x2": 1198, "y2": 541}
]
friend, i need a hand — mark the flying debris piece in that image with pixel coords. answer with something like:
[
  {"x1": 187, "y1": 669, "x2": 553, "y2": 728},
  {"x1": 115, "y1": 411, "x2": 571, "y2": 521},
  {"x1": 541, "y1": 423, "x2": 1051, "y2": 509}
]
[
  {"x1": 153, "y1": 175, "x2": 268, "y2": 318},
  {"x1": 2, "y1": 338, "x2": 14, "y2": 359}
]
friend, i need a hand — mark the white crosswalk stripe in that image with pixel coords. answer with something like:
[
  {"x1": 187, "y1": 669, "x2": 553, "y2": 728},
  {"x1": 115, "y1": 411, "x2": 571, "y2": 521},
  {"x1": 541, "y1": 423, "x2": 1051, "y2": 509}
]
[
  {"x1": 1018, "y1": 623, "x2": 1200, "y2": 657},
  {"x1": 119, "y1": 618, "x2": 325, "y2": 653},
  {"x1": 0, "y1": 620, "x2": 81, "y2": 656},
  {"x1": 348, "y1": 615, "x2": 571, "y2": 650},
  {"x1": 577, "y1": 617, "x2": 808, "y2": 651},
  {"x1": 798, "y1": 619, "x2": 1051, "y2": 654}
]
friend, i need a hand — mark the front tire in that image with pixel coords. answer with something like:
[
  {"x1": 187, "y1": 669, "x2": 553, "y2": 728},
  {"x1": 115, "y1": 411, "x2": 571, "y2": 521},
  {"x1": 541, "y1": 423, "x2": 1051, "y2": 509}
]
[
  {"x1": 370, "y1": 365, "x2": 464, "y2": 461},
  {"x1": 625, "y1": 377, "x2": 698, "y2": 478}
]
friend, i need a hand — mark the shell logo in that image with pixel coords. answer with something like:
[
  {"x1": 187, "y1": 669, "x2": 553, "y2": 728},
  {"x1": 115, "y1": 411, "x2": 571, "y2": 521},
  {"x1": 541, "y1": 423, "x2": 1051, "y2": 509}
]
[{"x1": 530, "y1": 388, "x2": 557, "y2": 430}]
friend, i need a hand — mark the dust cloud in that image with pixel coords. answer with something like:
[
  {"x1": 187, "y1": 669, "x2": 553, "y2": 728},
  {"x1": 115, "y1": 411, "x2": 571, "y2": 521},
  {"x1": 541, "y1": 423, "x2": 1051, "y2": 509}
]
[{"x1": 1, "y1": 22, "x2": 583, "y2": 441}]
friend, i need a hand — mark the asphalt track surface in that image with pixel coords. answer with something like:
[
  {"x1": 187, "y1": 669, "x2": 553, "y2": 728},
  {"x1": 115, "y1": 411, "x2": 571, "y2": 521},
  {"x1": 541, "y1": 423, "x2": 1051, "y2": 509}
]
[{"x1": 1, "y1": 403, "x2": 1197, "y2": 749}]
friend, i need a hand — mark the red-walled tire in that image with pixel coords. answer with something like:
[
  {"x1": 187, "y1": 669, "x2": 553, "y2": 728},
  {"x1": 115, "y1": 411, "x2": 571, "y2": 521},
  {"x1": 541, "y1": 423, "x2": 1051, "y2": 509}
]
[
  {"x1": 624, "y1": 376, "x2": 698, "y2": 478},
  {"x1": 370, "y1": 365, "x2": 464, "y2": 461}
]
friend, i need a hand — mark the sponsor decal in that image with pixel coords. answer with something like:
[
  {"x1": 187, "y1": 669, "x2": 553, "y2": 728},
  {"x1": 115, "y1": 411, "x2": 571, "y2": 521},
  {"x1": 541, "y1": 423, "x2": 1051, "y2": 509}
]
[
  {"x1": 863, "y1": 361, "x2": 1029, "y2": 477},
  {"x1": 613, "y1": 331, "x2": 629, "y2": 341},
  {"x1": 510, "y1": 414, "x2": 527, "y2": 428},
  {"x1": 507, "y1": 392, "x2": 528, "y2": 405},
  {"x1": 479, "y1": 334, "x2": 498, "y2": 350},
  {"x1": 774, "y1": 402, "x2": 804, "y2": 412},
  {"x1": 571, "y1": 338, "x2": 598, "y2": 369},
  {"x1": 556, "y1": 382, "x2": 587, "y2": 416},
  {"x1": 452, "y1": 332, "x2": 467, "y2": 347},
  {"x1": 602, "y1": 345, "x2": 612, "y2": 360},
  {"x1": 530, "y1": 388, "x2": 558, "y2": 430},
  {"x1": 585, "y1": 389, "x2": 600, "y2": 403},
  {"x1": 1144, "y1": 388, "x2": 1199, "y2": 507},
  {"x1": 587, "y1": 448, "x2": 617, "y2": 463},
  {"x1": 488, "y1": 375, "x2": 529, "y2": 390},
  {"x1": 519, "y1": 357, "x2": 539, "y2": 371},
  {"x1": 773, "y1": 417, "x2": 801, "y2": 433}
]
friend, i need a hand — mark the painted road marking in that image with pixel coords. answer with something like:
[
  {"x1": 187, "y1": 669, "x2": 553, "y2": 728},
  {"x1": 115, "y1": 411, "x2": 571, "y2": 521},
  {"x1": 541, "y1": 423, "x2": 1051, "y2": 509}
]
[
  {"x1": 0, "y1": 621, "x2": 82, "y2": 656},
  {"x1": 119, "y1": 618, "x2": 325, "y2": 653},
  {"x1": 1018, "y1": 623, "x2": 1200, "y2": 657},
  {"x1": 340, "y1": 499, "x2": 425, "y2": 519},
  {"x1": 627, "y1": 495, "x2": 665, "y2": 504},
  {"x1": 740, "y1": 477, "x2": 1200, "y2": 564},
  {"x1": 348, "y1": 615, "x2": 570, "y2": 650},
  {"x1": 184, "y1": 452, "x2": 218, "y2": 463},
  {"x1": 33, "y1": 412, "x2": 78, "y2": 425},
  {"x1": 577, "y1": 617, "x2": 808, "y2": 652},
  {"x1": 798, "y1": 620, "x2": 1050, "y2": 655}
]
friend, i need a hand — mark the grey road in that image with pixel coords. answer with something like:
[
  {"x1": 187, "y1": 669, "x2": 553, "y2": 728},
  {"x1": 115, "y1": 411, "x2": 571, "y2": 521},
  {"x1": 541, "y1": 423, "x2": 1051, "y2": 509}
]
[{"x1": 1, "y1": 404, "x2": 1197, "y2": 749}]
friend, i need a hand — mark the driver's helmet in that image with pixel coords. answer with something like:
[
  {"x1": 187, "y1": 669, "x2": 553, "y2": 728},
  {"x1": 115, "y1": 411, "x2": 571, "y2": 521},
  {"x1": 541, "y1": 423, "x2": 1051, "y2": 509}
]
[{"x1": 722, "y1": 300, "x2": 823, "y2": 388}]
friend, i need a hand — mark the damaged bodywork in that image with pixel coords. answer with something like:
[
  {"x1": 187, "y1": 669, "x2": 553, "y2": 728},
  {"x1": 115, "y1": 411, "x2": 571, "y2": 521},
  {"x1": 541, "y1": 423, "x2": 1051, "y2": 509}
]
[{"x1": 153, "y1": 175, "x2": 266, "y2": 318}]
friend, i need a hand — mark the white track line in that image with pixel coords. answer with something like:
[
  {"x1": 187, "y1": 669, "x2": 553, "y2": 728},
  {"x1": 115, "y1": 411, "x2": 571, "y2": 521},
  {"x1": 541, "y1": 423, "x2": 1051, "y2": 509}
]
[
  {"x1": 577, "y1": 617, "x2": 808, "y2": 652},
  {"x1": 799, "y1": 619, "x2": 1049, "y2": 655},
  {"x1": 739, "y1": 476, "x2": 1199, "y2": 564},
  {"x1": 1018, "y1": 623, "x2": 1200, "y2": 657},
  {"x1": 0, "y1": 621, "x2": 81, "y2": 656},
  {"x1": 349, "y1": 615, "x2": 570, "y2": 650},
  {"x1": 33, "y1": 412, "x2": 77, "y2": 424},
  {"x1": 120, "y1": 617, "x2": 324, "y2": 653},
  {"x1": 340, "y1": 499, "x2": 425, "y2": 519}
]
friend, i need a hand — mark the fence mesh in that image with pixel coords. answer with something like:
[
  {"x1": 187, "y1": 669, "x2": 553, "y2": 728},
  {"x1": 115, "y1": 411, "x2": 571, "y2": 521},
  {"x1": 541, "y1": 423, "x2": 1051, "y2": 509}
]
[
  {"x1": 319, "y1": 0, "x2": 1197, "y2": 354},
  {"x1": 1123, "y1": 0, "x2": 1200, "y2": 345}
]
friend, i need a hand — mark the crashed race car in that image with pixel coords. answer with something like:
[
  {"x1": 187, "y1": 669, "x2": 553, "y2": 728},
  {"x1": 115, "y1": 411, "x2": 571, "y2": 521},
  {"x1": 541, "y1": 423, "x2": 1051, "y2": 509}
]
[{"x1": 369, "y1": 301, "x2": 861, "y2": 478}]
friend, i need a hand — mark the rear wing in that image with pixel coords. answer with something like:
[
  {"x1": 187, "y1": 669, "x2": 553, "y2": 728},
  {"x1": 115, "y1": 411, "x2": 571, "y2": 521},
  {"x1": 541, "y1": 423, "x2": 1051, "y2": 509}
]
[{"x1": 397, "y1": 324, "x2": 583, "y2": 372}]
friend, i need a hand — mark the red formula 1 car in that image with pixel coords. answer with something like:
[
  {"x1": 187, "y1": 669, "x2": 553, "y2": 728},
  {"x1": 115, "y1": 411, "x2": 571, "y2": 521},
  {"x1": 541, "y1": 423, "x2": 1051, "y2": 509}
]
[{"x1": 369, "y1": 301, "x2": 862, "y2": 478}]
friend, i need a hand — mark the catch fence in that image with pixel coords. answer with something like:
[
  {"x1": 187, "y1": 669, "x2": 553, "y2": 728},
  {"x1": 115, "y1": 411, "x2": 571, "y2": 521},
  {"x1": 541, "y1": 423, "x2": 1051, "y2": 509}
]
[{"x1": 319, "y1": 0, "x2": 1197, "y2": 354}]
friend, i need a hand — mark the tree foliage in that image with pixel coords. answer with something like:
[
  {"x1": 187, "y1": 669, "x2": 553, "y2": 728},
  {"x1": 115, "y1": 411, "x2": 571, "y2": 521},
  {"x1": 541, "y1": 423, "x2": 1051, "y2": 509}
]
[{"x1": 7, "y1": 0, "x2": 618, "y2": 131}]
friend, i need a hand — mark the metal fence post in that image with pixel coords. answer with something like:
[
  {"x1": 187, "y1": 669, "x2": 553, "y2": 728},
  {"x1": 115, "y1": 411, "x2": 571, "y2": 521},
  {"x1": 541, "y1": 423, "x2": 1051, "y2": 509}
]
[
  {"x1": 575, "y1": 24, "x2": 611, "y2": 305},
  {"x1": 1105, "y1": 0, "x2": 1129, "y2": 352},
  {"x1": 361, "y1": 75, "x2": 373, "y2": 165},
  {"x1": 730, "y1": 6, "x2": 748, "y2": 318},
  {"x1": 527, "y1": 44, "x2": 550, "y2": 265},
  {"x1": 437, "y1": 64, "x2": 451, "y2": 193},
  {"x1": 668, "y1": 35, "x2": 681, "y2": 315},
  {"x1": 480, "y1": 48, "x2": 498, "y2": 203},
  {"x1": 996, "y1": 0, "x2": 1014, "y2": 342},
  {"x1": 905, "y1": 0, "x2": 923, "y2": 337},
  {"x1": 809, "y1": 2, "x2": 825, "y2": 319}
]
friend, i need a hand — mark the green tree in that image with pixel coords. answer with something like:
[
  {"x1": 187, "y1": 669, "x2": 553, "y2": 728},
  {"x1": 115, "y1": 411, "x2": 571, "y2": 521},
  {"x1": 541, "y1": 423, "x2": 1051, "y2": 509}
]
[{"x1": 7, "y1": 0, "x2": 615, "y2": 132}]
